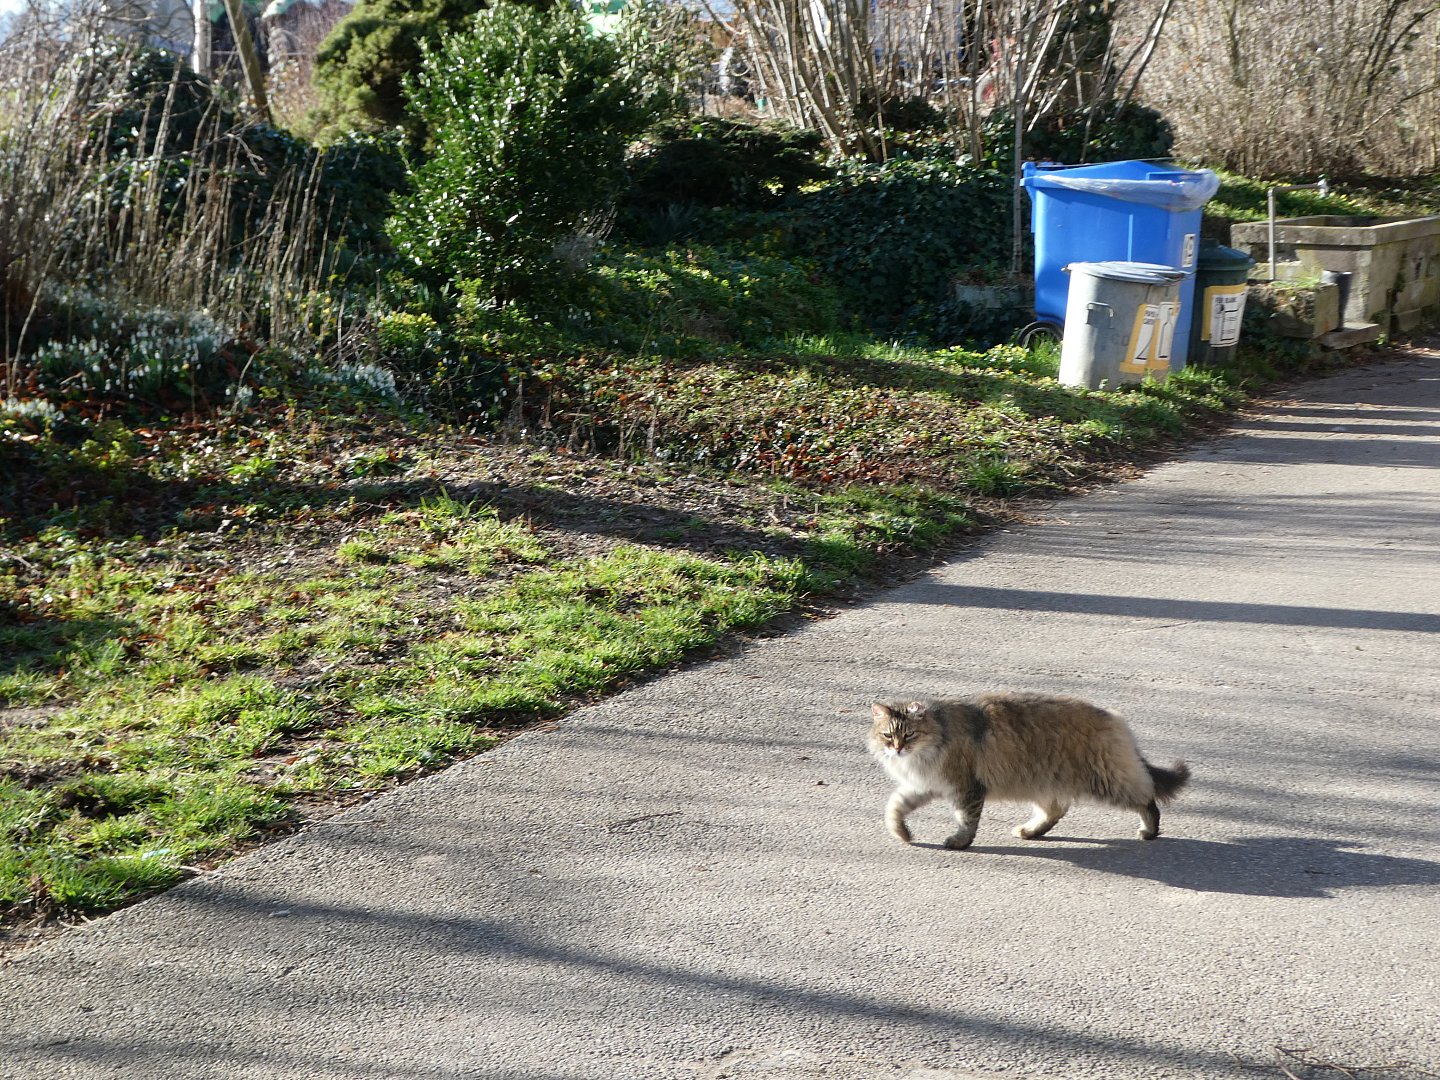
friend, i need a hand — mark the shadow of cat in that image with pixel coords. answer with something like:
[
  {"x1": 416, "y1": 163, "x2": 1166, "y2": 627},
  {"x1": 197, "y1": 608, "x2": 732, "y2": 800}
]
[{"x1": 956, "y1": 835, "x2": 1440, "y2": 898}]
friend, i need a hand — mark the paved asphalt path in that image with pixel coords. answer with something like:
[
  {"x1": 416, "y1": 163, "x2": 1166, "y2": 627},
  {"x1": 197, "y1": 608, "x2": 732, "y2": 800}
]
[{"x1": 4, "y1": 352, "x2": 1439, "y2": 1080}]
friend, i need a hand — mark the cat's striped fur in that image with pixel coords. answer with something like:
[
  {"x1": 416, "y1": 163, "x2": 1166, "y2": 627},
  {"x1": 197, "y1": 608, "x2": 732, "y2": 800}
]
[{"x1": 869, "y1": 693, "x2": 1190, "y2": 849}]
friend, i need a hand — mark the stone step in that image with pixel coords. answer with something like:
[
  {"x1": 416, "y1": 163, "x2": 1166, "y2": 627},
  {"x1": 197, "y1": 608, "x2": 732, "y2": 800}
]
[{"x1": 1320, "y1": 322, "x2": 1384, "y2": 350}]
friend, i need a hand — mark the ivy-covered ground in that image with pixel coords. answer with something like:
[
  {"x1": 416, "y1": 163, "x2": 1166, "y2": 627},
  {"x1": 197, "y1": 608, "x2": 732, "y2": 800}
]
[{"x1": 0, "y1": 334, "x2": 1320, "y2": 949}]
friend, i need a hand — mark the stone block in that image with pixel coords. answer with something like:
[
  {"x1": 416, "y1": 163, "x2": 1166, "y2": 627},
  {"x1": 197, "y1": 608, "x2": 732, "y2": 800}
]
[{"x1": 1231, "y1": 215, "x2": 1440, "y2": 332}]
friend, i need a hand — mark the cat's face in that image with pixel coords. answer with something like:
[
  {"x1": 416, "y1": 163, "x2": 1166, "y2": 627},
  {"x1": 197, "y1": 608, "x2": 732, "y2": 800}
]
[{"x1": 870, "y1": 701, "x2": 938, "y2": 760}]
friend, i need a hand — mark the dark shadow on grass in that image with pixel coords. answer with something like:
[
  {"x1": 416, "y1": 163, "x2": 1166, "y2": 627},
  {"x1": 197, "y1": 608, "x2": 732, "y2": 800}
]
[
  {"x1": 655, "y1": 349, "x2": 1055, "y2": 407},
  {"x1": 0, "y1": 615, "x2": 133, "y2": 685},
  {"x1": 0, "y1": 450, "x2": 179, "y2": 543},
  {"x1": 0, "y1": 463, "x2": 824, "y2": 577},
  {"x1": 968, "y1": 835, "x2": 1440, "y2": 899},
  {"x1": 0, "y1": 426, "x2": 812, "y2": 561},
  {"x1": 442, "y1": 476, "x2": 817, "y2": 560},
  {"x1": 0, "y1": 350, "x2": 1060, "y2": 551}
]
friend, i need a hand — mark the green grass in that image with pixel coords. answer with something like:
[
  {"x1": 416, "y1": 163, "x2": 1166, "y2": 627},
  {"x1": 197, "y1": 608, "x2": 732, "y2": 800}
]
[
  {"x1": 1207, "y1": 169, "x2": 1371, "y2": 224},
  {"x1": 0, "y1": 333, "x2": 1270, "y2": 929},
  {"x1": 1204, "y1": 168, "x2": 1440, "y2": 239},
  {"x1": 347, "y1": 496, "x2": 551, "y2": 574},
  {"x1": 0, "y1": 526, "x2": 818, "y2": 919}
]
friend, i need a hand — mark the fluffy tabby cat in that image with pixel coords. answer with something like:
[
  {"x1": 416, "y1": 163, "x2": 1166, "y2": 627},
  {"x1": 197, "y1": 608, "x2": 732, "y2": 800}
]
[{"x1": 869, "y1": 693, "x2": 1190, "y2": 849}]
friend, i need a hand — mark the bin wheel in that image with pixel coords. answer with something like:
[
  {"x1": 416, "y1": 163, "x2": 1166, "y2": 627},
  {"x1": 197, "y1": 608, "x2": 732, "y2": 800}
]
[{"x1": 1015, "y1": 321, "x2": 1063, "y2": 348}]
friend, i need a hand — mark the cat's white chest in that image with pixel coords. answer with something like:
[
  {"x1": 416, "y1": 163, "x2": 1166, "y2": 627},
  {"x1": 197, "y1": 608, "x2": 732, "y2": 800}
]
[{"x1": 877, "y1": 746, "x2": 943, "y2": 794}]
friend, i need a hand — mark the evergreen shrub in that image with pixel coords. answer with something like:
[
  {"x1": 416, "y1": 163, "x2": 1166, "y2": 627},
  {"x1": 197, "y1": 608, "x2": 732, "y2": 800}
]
[
  {"x1": 387, "y1": 0, "x2": 661, "y2": 297},
  {"x1": 981, "y1": 102, "x2": 1175, "y2": 170},
  {"x1": 623, "y1": 117, "x2": 833, "y2": 215},
  {"x1": 306, "y1": 0, "x2": 494, "y2": 143}
]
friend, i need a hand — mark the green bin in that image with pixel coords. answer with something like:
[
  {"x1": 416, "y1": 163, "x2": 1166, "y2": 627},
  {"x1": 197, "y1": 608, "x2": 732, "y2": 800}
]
[{"x1": 1188, "y1": 240, "x2": 1255, "y2": 365}]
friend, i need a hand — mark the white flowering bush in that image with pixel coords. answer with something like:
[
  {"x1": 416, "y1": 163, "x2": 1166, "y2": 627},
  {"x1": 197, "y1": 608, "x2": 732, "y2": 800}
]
[
  {"x1": 0, "y1": 397, "x2": 64, "y2": 430},
  {"x1": 307, "y1": 360, "x2": 402, "y2": 403},
  {"x1": 26, "y1": 288, "x2": 238, "y2": 407}
]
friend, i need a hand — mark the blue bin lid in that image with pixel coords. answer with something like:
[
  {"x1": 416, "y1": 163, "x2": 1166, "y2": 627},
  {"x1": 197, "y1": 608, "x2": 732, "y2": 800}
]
[
  {"x1": 1064, "y1": 261, "x2": 1187, "y2": 285},
  {"x1": 1023, "y1": 160, "x2": 1220, "y2": 212}
]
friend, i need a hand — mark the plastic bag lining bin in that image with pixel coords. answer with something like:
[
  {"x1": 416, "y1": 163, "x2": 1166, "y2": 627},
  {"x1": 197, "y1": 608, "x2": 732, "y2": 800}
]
[{"x1": 1022, "y1": 170, "x2": 1220, "y2": 212}]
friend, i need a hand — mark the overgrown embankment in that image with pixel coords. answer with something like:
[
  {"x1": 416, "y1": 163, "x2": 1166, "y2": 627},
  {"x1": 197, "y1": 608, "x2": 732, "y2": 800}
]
[{"x1": 1, "y1": 335, "x2": 1280, "y2": 943}]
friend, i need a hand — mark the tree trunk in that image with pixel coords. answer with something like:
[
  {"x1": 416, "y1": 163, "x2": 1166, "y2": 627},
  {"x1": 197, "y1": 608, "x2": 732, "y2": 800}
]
[
  {"x1": 221, "y1": 0, "x2": 270, "y2": 123},
  {"x1": 192, "y1": 0, "x2": 211, "y2": 76}
]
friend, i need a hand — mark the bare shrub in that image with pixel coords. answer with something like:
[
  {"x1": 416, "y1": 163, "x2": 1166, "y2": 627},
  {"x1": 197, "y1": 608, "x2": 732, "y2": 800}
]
[
  {"x1": 0, "y1": 24, "x2": 341, "y2": 400},
  {"x1": 711, "y1": 0, "x2": 1175, "y2": 163},
  {"x1": 263, "y1": 0, "x2": 351, "y2": 129},
  {"x1": 1135, "y1": 0, "x2": 1440, "y2": 176}
]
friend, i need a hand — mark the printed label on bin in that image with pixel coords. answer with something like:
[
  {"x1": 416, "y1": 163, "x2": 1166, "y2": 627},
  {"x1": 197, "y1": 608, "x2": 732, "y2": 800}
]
[
  {"x1": 1120, "y1": 302, "x2": 1177, "y2": 377},
  {"x1": 1203, "y1": 284, "x2": 1247, "y2": 347},
  {"x1": 1182, "y1": 234, "x2": 1197, "y2": 268}
]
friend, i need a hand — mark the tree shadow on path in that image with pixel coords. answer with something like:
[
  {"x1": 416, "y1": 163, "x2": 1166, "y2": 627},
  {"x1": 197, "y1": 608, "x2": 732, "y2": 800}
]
[{"x1": 970, "y1": 834, "x2": 1440, "y2": 897}]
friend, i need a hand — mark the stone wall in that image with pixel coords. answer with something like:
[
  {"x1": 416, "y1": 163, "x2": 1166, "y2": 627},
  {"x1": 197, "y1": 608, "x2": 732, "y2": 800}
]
[{"x1": 1230, "y1": 215, "x2": 1440, "y2": 332}]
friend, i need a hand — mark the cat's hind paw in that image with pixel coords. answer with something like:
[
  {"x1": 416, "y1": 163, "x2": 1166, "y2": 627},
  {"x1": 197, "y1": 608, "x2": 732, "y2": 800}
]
[{"x1": 942, "y1": 831, "x2": 975, "y2": 851}]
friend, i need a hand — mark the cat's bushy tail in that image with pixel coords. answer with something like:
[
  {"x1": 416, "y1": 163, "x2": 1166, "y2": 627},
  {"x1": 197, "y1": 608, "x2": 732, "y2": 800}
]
[{"x1": 1146, "y1": 760, "x2": 1191, "y2": 803}]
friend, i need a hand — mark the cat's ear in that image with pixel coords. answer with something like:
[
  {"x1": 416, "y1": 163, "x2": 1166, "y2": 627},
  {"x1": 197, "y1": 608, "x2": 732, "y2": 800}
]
[
  {"x1": 905, "y1": 701, "x2": 928, "y2": 718},
  {"x1": 871, "y1": 702, "x2": 897, "y2": 723}
]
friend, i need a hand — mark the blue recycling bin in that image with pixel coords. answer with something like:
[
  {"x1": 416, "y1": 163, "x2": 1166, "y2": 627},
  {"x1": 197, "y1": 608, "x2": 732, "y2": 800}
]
[{"x1": 1022, "y1": 160, "x2": 1220, "y2": 367}]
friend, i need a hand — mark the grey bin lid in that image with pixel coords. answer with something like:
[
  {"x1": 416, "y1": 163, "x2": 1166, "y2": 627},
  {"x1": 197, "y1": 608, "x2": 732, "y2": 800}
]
[{"x1": 1063, "y1": 260, "x2": 1186, "y2": 284}]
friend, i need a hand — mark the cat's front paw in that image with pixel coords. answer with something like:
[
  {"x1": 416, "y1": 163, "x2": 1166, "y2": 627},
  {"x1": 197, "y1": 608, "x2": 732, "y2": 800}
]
[{"x1": 1015, "y1": 823, "x2": 1057, "y2": 840}]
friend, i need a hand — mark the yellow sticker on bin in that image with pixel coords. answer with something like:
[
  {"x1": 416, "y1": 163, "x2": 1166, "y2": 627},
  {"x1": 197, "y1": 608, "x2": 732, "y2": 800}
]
[
  {"x1": 1120, "y1": 302, "x2": 1178, "y2": 376},
  {"x1": 1203, "y1": 284, "x2": 1247, "y2": 348}
]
